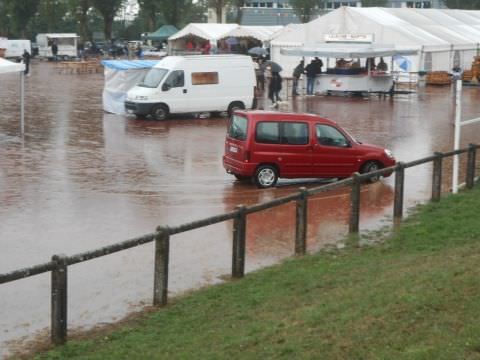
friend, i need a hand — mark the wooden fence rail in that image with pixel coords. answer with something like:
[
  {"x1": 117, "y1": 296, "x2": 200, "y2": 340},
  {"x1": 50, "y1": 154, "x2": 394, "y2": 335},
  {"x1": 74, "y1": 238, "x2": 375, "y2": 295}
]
[{"x1": 0, "y1": 144, "x2": 478, "y2": 347}]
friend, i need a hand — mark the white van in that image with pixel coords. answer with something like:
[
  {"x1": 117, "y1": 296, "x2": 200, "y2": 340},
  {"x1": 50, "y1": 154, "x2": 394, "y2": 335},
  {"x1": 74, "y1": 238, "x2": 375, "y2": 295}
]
[
  {"x1": 125, "y1": 55, "x2": 256, "y2": 120},
  {"x1": 4, "y1": 40, "x2": 31, "y2": 58}
]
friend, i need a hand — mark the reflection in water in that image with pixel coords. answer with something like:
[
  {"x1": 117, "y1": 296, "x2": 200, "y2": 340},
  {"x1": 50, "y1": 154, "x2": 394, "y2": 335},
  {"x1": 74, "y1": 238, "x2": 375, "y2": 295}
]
[{"x1": 0, "y1": 62, "x2": 479, "y2": 356}]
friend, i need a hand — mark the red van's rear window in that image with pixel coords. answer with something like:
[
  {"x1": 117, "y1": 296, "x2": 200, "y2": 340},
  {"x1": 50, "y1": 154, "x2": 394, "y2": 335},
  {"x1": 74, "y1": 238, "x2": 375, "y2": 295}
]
[{"x1": 228, "y1": 115, "x2": 248, "y2": 141}]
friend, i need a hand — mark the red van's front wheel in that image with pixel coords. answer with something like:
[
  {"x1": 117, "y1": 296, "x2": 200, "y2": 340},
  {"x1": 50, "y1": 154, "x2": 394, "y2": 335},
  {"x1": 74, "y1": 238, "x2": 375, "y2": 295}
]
[{"x1": 254, "y1": 165, "x2": 278, "y2": 188}]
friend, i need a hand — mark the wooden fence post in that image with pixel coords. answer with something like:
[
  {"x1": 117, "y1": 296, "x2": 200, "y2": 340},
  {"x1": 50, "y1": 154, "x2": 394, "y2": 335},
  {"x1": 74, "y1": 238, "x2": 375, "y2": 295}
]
[
  {"x1": 232, "y1": 205, "x2": 247, "y2": 278},
  {"x1": 349, "y1": 173, "x2": 361, "y2": 234},
  {"x1": 393, "y1": 162, "x2": 405, "y2": 227},
  {"x1": 153, "y1": 227, "x2": 170, "y2": 307},
  {"x1": 466, "y1": 144, "x2": 477, "y2": 189},
  {"x1": 51, "y1": 254, "x2": 68, "y2": 345},
  {"x1": 295, "y1": 187, "x2": 308, "y2": 256},
  {"x1": 431, "y1": 152, "x2": 443, "y2": 202}
]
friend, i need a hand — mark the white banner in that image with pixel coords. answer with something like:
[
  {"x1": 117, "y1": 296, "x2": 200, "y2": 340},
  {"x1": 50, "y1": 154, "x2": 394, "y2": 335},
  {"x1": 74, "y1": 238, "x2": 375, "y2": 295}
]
[{"x1": 324, "y1": 34, "x2": 374, "y2": 43}]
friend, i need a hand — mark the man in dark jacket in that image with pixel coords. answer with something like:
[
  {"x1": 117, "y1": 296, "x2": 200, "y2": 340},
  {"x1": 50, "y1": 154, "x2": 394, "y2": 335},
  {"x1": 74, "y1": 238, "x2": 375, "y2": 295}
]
[
  {"x1": 268, "y1": 72, "x2": 283, "y2": 107},
  {"x1": 22, "y1": 50, "x2": 31, "y2": 75},
  {"x1": 313, "y1": 57, "x2": 323, "y2": 74},
  {"x1": 292, "y1": 59, "x2": 304, "y2": 96},
  {"x1": 305, "y1": 60, "x2": 317, "y2": 95}
]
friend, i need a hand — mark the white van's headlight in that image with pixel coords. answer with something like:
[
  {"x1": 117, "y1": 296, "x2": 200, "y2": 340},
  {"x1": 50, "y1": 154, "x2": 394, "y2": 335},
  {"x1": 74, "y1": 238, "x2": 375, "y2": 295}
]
[
  {"x1": 135, "y1": 95, "x2": 149, "y2": 101},
  {"x1": 384, "y1": 149, "x2": 394, "y2": 159}
]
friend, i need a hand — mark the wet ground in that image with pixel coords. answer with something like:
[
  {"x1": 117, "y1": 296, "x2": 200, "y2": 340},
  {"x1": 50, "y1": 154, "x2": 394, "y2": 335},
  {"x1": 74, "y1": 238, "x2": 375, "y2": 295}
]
[{"x1": 1, "y1": 61, "x2": 480, "y2": 357}]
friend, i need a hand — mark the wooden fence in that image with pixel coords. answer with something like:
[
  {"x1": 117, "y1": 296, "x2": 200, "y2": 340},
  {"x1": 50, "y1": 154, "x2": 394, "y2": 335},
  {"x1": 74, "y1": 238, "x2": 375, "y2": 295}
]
[{"x1": 0, "y1": 144, "x2": 478, "y2": 347}]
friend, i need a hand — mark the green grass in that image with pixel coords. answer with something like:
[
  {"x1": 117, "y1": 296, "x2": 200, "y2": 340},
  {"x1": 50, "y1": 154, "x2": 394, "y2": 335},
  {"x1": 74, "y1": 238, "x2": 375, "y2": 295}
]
[{"x1": 35, "y1": 186, "x2": 480, "y2": 360}]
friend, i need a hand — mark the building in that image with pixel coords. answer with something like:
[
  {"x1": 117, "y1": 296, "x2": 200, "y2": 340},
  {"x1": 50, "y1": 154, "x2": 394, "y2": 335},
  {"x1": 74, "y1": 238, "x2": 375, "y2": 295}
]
[{"x1": 240, "y1": 0, "x2": 445, "y2": 25}]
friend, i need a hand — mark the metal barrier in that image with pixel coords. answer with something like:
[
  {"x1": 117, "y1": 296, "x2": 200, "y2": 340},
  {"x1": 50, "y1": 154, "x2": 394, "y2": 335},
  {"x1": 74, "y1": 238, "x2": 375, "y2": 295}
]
[{"x1": 0, "y1": 144, "x2": 478, "y2": 347}]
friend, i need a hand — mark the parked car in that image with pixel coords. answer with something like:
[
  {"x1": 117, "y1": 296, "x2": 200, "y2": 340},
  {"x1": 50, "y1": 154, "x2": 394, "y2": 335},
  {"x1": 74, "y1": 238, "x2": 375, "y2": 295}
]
[{"x1": 223, "y1": 110, "x2": 396, "y2": 188}]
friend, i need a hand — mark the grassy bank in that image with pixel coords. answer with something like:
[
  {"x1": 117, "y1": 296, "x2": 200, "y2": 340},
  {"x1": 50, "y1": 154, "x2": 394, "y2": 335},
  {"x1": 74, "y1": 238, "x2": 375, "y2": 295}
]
[{"x1": 36, "y1": 186, "x2": 480, "y2": 360}]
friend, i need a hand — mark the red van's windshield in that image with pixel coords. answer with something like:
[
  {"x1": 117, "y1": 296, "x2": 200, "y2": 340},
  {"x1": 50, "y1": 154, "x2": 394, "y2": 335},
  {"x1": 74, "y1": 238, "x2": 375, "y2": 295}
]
[{"x1": 228, "y1": 115, "x2": 248, "y2": 141}]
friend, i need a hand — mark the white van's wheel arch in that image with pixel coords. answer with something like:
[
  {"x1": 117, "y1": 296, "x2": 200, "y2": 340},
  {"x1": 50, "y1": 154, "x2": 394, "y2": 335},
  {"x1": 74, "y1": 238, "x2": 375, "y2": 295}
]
[
  {"x1": 151, "y1": 104, "x2": 169, "y2": 121},
  {"x1": 228, "y1": 102, "x2": 245, "y2": 117}
]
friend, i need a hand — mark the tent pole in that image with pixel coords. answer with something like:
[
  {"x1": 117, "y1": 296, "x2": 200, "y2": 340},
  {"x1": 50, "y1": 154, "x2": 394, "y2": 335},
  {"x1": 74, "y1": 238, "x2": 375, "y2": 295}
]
[{"x1": 20, "y1": 71, "x2": 25, "y2": 136}]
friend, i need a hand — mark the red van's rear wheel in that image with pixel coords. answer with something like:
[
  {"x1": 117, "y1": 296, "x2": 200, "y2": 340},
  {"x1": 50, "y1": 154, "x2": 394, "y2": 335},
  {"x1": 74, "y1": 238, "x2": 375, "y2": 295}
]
[{"x1": 254, "y1": 165, "x2": 278, "y2": 188}]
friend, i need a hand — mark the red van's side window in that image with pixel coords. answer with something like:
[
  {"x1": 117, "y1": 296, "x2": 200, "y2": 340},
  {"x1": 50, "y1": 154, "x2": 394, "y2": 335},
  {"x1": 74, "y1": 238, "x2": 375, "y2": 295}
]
[
  {"x1": 316, "y1": 124, "x2": 350, "y2": 147},
  {"x1": 256, "y1": 121, "x2": 308, "y2": 145}
]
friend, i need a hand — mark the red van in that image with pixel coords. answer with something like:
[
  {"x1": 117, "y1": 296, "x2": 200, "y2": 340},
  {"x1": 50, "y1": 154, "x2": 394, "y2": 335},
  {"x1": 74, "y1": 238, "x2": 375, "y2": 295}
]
[{"x1": 223, "y1": 110, "x2": 396, "y2": 188}]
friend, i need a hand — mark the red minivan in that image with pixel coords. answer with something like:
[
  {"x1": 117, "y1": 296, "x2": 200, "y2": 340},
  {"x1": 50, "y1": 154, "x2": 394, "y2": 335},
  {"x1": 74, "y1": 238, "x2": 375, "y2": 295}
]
[{"x1": 223, "y1": 110, "x2": 396, "y2": 188}]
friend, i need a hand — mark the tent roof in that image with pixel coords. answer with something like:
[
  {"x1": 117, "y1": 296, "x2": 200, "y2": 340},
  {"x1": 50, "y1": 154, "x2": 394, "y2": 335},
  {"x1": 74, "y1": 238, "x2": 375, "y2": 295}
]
[
  {"x1": 281, "y1": 43, "x2": 418, "y2": 58},
  {"x1": 169, "y1": 23, "x2": 238, "y2": 42},
  {"x1": 101, "y1": 60, "x2": 160, "y2": 71},
  {"x1": 0, "y1": 58, "x2": 25, "y2": 74},
  {"x1": 220, "y1": 26, "x2": 283, "y2": 42},
  {"x1": 41, "y1": 33, "x2": 79, "y2": 38},
  {"x1": 145, "y1": 25, "x2": 178, "y2": 41},
  {"x1": 271, "y1": 7, "x2": 480, "y2": 52}
]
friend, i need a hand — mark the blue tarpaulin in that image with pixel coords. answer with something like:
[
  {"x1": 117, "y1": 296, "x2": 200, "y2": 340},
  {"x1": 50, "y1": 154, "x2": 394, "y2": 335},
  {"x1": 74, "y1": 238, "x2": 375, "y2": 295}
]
[{"x1": 101, "y1": 60, "x2": 160, "y2": 71}]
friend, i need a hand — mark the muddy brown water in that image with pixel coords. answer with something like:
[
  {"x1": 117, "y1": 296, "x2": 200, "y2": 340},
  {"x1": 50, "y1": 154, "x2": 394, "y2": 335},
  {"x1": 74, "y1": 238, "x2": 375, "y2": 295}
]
[{"x1": 1, "y1": 61, "x2": 479, "y2": 357}]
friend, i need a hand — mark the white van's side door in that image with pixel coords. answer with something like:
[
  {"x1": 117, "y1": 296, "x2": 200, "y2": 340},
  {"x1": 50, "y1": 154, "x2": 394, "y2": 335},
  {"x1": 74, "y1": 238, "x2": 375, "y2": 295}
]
[
  {"x1": 186, "y1": 71, "x2": 222, "y2": 112},
  {"x1": 160, "y1": 70, "x2": 187, "y2": 113}
]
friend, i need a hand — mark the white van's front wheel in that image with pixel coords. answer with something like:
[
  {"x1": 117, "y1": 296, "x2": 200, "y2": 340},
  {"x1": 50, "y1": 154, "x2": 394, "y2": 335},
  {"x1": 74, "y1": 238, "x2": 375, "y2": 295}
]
[
  {"x1": 254, "y1": 165, "x2": 278, "y2": 188},
  {"x1": 151, "y1": 104, "x2": 169, "y2": 121},
  {"x1": 228, "y1": 102, "x2": 245, "y2": 117}
]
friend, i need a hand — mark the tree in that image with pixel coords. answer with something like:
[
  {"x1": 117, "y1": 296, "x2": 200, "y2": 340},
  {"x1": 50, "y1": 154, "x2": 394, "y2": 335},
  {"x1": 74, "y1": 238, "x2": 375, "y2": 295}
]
[
  {"x1": 361, "y1": 0, "x2": 388, "y2": 6},
  {"x1": 444, "y1": 0, "x2": 480, "y2": 9},
  {"x1": 0, "y1": 0, "x2": 10, "y2": 36},
  {"x1": 92, "y1": 0, "x2": 124, "y2": 40},
  {"x1": 290, "y1": 0, "x2": 323, "y2": 23},
  {"x1": 5, "y1": 0, "x2": 41, "y2": 38},
  {"x1": 208, "y1": 0, "x2": 228, "y2": 23},
  {"x1": 157, "y1": 0, "x2": 192, "y2": 28},
  {"x1": 138, "y1": 0, "x2": 160, "y2": 32},
  {"x1": 231, "y1": 0, "x2": 243, "y2": 24},
  {"x1": 67, "y1": 0, "x2": 91, "y2": 43}
]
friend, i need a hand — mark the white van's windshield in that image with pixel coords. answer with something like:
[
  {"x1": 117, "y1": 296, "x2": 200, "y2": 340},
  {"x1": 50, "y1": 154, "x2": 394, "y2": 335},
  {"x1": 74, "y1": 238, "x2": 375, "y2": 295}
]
[{"x1": 139, "y1": 68, "x2": 168, "y2": 88}]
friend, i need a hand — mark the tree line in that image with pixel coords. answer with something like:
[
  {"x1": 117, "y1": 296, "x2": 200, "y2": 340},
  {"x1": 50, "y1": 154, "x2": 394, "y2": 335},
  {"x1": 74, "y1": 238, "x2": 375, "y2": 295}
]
[
  {"x1": 0, "y1": 0, "x2": 208, "y2": 42},
  {"x1": 1, "y1": 0, "x2": 479, "y2": 42}
]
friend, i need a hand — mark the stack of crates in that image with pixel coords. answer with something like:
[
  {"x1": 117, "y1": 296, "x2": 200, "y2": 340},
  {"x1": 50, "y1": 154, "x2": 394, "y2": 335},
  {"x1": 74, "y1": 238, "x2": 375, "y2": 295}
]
[{"x1": 426, "y1": 71, "x2": 451, "y2": 85}]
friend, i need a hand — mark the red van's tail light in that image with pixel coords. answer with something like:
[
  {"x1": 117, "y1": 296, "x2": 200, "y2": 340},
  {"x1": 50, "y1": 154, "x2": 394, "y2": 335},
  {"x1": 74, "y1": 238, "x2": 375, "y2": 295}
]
[{"x1": 244, "y1": 150, "x2": 250, "y2": 162}]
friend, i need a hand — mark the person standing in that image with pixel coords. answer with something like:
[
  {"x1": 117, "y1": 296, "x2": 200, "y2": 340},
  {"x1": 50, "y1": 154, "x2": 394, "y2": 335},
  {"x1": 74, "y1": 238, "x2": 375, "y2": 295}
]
[
  {"x1": 305, "y1": 60, "x2": 317, "y2": 96},
  {"x1": 51, "y1": 40, "x2": 58, "y2": 61},
  {"x1": 268, "y1": 72, "x2": 283, "y2": 107},
  {"x1": 313, "y1": 57, "x2": 323, "y2": 74},
  {"x1": 292, "y1": 59, "x2": 305, "y2": 96},
  {"x1": 22, "y1": 49, "x2": 31, "y2": 75},
  {"x1": 255, "y1": 58, "x2": 265, "y2": 92}
]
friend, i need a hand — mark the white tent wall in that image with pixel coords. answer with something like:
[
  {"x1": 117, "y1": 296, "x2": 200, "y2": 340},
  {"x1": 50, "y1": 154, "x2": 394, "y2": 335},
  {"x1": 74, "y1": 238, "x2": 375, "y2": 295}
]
[
  {"x1": 271, "y1": 7, "x2": 480, "y2": 78},
  {"x1": 103, "y1": 67, "x2": 150, "y2": 115},
  {"x1": 271, "y1": 7, "x2": 449, "y2": 76},
  {"x1": 168, "y1": 23, "x2": 238, "y2": 54},
  {"x1": 0, "y1": 58, "x2": 25, "y2": 134}
]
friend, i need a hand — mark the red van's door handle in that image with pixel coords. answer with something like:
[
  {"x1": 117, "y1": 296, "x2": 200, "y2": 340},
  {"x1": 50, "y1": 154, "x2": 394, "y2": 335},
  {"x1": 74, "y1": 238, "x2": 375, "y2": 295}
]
[{"x1": 306, "y1": 145, "x2": 313, "y2": 151}]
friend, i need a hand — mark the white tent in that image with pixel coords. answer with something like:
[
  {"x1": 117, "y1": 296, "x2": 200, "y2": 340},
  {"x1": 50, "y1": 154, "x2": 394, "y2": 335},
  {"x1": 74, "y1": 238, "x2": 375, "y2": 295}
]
[
  {"x1": 101, "y1": 60, "x2": 160, "y2": 115},
  {"x1": 168, "y1": 23, "x2": 238, "y2": 53},
  {"x1": 219, "y1": 26, "x2": 284, "y2": 43},
  {"x1": 0, "y1": 58, "x2": 26, "y2": 134},
  {"x1": 270, "y1": 7, "x2": 480, "y2": 76}
]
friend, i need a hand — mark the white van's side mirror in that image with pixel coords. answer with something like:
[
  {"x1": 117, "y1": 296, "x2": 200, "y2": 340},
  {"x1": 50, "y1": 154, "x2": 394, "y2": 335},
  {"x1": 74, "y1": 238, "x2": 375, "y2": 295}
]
[{"x1": 162, "y1": 83, "x2": 171, "y2": 91}]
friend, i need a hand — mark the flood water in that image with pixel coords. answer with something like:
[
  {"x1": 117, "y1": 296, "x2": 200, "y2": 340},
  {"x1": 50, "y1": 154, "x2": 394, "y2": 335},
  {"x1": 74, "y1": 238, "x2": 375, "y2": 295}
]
[{"x1": 1, "y1": 61, "x2": 479, "y2": 357}]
